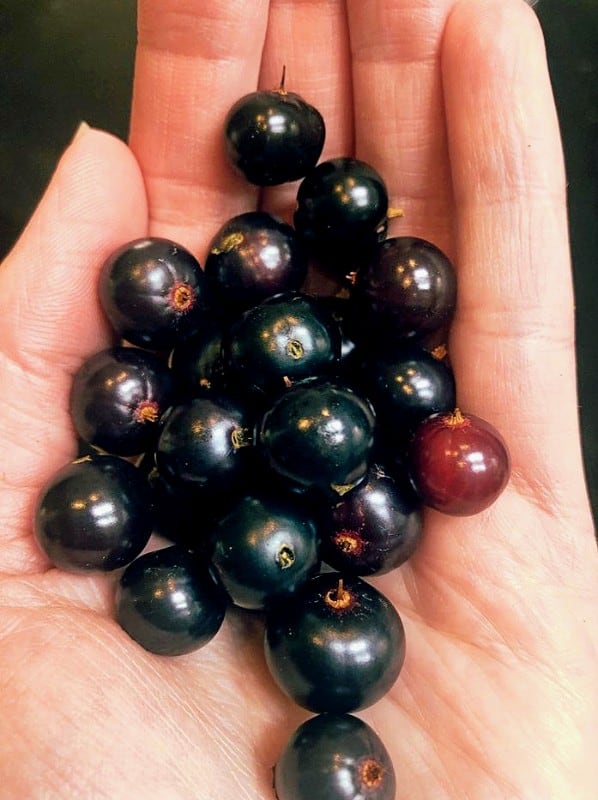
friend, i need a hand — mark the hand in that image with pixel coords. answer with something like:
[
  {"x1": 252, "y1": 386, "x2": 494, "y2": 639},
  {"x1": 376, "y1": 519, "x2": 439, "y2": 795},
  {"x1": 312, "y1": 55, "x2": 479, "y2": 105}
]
[{"x1": 1, "y1": 0, "x2": 597, "y2": 797}]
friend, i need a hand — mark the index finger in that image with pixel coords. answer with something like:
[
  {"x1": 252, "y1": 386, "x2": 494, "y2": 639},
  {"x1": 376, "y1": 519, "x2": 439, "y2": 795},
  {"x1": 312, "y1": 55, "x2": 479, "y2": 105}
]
[{"x1": 129, "y1": 0, "x2": 270, "y2": 258}]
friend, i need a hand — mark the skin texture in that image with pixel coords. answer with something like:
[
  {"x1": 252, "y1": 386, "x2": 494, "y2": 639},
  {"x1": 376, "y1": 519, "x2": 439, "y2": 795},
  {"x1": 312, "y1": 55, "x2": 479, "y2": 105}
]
[{"x1": 0, "y1": 0, "x2": 597, "y2": 798}]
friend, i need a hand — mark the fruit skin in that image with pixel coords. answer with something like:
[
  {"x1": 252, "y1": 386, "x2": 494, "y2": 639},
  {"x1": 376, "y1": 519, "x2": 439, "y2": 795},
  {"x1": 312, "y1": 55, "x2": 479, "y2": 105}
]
[
  {"x1": 322, "y1": 465, "x2": 423, "y2": 576},
  {"x1": 358, "y1": 341, "x2": 456, "y2": 444},
  {"x1": 204, "y1": 212, "x2": 308, "y2": 312},
  {"x1": 258, "y1": 379, "x2": 376, "y2": 495},
  {"x1": 226, "y1": 293, "x2": 342, "y2": 397},
  {"x1": 115, "y1": 545, "x2": 228, "y2": 656},
  {"x1": 155, "y1": 394, "x2": 253, "y2": 495},
  {"x1": 34, "y1": 455, "x2": 153, "y2": 572},
  {"x1": 293, "y1": 158, "x2": 388, "y2": 271},
  {"x1": 265, "y1": 572, "x2": 405, "y2": 713},
  {"x1": 224, "y1": 90, "x2": 325, "y2": 186},
  {"x1": 354, "y1": 236, "x2": 457, "y2": 337},
  {"x1": 408, "y1": 409, "x2": 511, "y2": 515},
  {"x1": 210, "y1": 492, "x2": 320, "y2": 610},
  {"x1": 70, "y1": 346, "x2": 174, "y2": 456},
  {"x1": 99, "y1": 237, "x2": 213, "y2": 350},
  {"x1": 274, "y1": 713, "x2": 396, "y2": 800}
]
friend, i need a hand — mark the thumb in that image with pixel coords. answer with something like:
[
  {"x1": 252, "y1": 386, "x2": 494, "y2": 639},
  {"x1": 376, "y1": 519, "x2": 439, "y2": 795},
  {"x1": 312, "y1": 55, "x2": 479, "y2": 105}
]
[
  {"x1": 0, "y1": 124, "x2": 148, "y2": 575},
  {"x1": 0, "y1": 123, "x2": 148, "y2": 376}
]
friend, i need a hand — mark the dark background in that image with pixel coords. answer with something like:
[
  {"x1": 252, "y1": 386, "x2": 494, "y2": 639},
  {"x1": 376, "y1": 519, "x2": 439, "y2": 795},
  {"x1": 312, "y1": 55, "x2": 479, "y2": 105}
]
[{"x1": 1, "y1": 1, "x2": 596, "y2": 517}]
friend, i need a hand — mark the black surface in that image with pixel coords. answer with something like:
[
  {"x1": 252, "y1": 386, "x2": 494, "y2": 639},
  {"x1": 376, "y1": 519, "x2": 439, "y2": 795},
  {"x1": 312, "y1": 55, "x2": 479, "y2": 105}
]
[{"x1": 1, "y1": 2, "x2": 596, "y2": 516}]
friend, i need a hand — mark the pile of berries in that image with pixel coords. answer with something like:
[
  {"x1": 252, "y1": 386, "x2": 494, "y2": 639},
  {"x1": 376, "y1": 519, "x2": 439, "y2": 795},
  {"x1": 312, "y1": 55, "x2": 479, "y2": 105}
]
[{"x1": 33, "y1": 75, "x2": 510, "y2": 800}]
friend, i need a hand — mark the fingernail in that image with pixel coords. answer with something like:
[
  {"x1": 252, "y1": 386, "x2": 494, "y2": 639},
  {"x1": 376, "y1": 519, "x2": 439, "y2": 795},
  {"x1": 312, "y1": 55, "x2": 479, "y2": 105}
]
[{"x1": 71, "y1": 121, "x2": 91, "y2": 143}]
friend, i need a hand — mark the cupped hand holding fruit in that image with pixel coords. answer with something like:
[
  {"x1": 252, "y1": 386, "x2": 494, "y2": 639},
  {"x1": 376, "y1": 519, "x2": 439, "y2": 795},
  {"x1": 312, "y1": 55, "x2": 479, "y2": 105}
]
[{"x1": 0, "y1": 1, "x2": 597, "y2": 798}]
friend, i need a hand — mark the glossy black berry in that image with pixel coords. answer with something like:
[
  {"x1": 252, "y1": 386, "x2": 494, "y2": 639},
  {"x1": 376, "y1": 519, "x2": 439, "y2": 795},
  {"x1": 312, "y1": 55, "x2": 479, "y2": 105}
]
[
  {"x1": 224, "y1": 83, "x2": 325, "y2": 185},
  {"x1": 322, "y1": 465, "x2": 423, "y2": 576},
  {"x1": 70, "y1": 346, "x2": 174, "y2": 456},
  {"x1": 115, "y1": 545, "x2": 228, "y2": 656},
  {"x1": 354, "y1": 236, "x2": 457, "y2": 337},
  {"x1": 274, "y1": 713, "x2": 396, "y2": 800},
  {"x1": 226, "y1": 293, "x2": 342, "y2": 396},
  {"x1": 210, "y1": 492, "x2": 320, "y2": 610},
  {"x1": 34, "y1": 455, "x2": 153, "y2": 572},
  {"x1": 259, "y1": 380, "x2": 375, "y2": 495},
  {"x1": 99, "y1": 237, "x2": 214, "y2": 350},
  {"x1": 155, "y1": 394, "x2": 253, "y2": 495},
  {"x1": 359, "y1": 341, "x2": 456, "y2": 444},
  {"x1": 293, "y1": 158, "x2": 388, "y2": 271},
  {"x1": 265, "y1": 572, "x2": 405, "y2": 712},
  {"x1": 204, "y1": 212, "x2": 308, "y2": 312}
]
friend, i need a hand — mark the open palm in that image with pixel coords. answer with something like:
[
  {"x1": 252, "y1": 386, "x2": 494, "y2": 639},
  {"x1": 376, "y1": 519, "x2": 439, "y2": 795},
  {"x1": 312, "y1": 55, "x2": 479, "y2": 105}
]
[{"x1": 1, "y1": 0, "x2": 597, "y2": 797}]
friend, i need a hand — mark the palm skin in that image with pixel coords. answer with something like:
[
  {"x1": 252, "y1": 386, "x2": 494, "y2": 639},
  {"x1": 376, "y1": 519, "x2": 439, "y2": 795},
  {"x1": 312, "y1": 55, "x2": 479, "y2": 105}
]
[{"x1": 0, "y1": 0, "x2": 597, "y2": 797}]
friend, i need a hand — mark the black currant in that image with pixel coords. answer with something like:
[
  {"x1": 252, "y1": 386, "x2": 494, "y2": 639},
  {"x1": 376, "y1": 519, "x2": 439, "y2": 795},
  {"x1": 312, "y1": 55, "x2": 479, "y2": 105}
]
[
  {"x1": 358, "y1": 341, "x2": 457, "y2": 445},
  {"x1": 155, "y1": 394, "x2": 253, "y2": 495},
  {"x1": 115, "y1": 545, "x2": 228, "y2": 656},
  {"x1": 265, "y1": 572, "x2": 405, "y2": 712},
  {"x1": 258, "y1": 379, "x2": 375, "y2": 495},
  {"x1": 99, "y1": 237, "x2": 214, "y2": 350},
  {"x1": 210, "y1": 492, "x2": 320, "y2": 610},
  {"x1": 224, "y1": 80, "x2": 325, "y2": 186},
  {"x1": 70, "y1": 346, "x2": 174, "y2": 456},
  {"x1": 34, "y1": 454, "x2": 153, "y2": 572},
  {"x1": 225, "y1": 293, "x2": 342, "y2": 396},
  {"x1": 322, "y1": 464, "x2": 423, "y2": 576},
  {"x1": 274, "y1": 713, "x2": 396, "y2": 800},
  {"x1": 293, "y1": 158, "x2": 389, "y2": 274},
  {"x1": 204, "y1": 212, "x2": 308, "y2": 312},
  {"x1": 354, "y1": 236, "x2": 457, "y2": 337}
]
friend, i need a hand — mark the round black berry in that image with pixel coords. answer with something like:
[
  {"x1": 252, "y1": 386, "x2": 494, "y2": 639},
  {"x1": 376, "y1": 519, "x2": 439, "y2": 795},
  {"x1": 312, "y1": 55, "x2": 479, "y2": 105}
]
[
  {"x1": 265, "y1": 572, "x2": 405, "y2": 712},
  {"x1": 115, "y1": 545, "x2": 228, "y2": 656},
  {"x1": 210, "y1": 492, "x2": 320, "y2": 610},
  {"x1": 226, "y1": 293, "x2": 342, "y2": 396},
  {"x1": 224, "y1": 83, "x2": 325, "y2": 186},
  {"x1": 293, "y1": 158, "x2": 388, "y2": 272},
  {"x1": 274, "y1": 713, "x2": 396, "y2": 800},
  {"x1": 155, "y1": 394, "x2": 253, "y2": 494},
  {"x1": 34, "y1": 454, "x2": 153, "y2": 572},
  {"x1": 99, "y1": 237, "x2": 213, "y2": 350},
  {"x1": 359, "y1": 341, "x2": 457, "y2": 444},
  {"x1": 258, "y1": 380, "x2": 375, "y2": 495},
  {"x1": 70, "y1": 346, "x2": 174, "y2": 456}
]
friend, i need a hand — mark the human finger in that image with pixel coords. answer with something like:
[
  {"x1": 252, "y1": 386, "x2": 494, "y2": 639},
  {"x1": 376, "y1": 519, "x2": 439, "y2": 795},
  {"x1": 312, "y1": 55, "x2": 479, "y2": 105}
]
[{"x1": 129, "y1": 0, "x2": 270, "y2": 258}]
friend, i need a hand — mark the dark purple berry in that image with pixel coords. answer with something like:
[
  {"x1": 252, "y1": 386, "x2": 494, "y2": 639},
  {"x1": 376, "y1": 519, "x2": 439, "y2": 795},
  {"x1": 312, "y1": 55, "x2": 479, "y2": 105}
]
[
  {"x1": 34, "y1": 454, "x2": 153, "y2": 572},
  {"x1": 99, "y1": 237, "x2": 213, "y2": 350},
  {"x1": 274, "y1": 713, "x2": 396, "y2": 800},
  {"x1": 70, "y1": 346, "x2": 174, "y2": 456},
  {"x1": 354, "y1": 236, "x2": 457, "y2": 337},
  {"x1": 115, "y1": 545, "x2": 228, "y2": 656},
  {"x1": 265, "y1": 572, "x2": 405, "y2": 713},
  {"x1": 259, "y1": 380, "x2": 375, "y2": 495},
  {"x1": 224, "y1": 82, "x2": 325, "y2": 186},
  {"x1": 322, "y1": 465, "x2": 423, "y2": 576},
  {"x1": 204, "y1": 212, "x2": 308, "y2": 311},
  {"x1": 210, "y1": 492, "x2": 320, "y2": 610}
]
